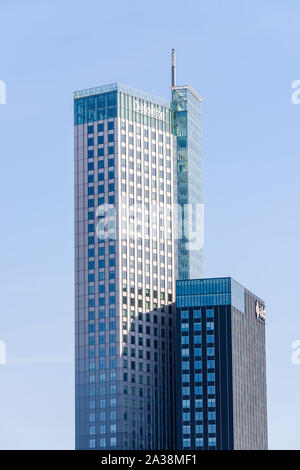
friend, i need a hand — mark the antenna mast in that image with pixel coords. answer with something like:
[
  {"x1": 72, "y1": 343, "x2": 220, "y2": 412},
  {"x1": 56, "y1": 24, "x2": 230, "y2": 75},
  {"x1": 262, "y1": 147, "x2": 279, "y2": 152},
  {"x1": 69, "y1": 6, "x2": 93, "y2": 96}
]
[{"x1": 171, "y1": 49, "x2": 176, "y2": 87}]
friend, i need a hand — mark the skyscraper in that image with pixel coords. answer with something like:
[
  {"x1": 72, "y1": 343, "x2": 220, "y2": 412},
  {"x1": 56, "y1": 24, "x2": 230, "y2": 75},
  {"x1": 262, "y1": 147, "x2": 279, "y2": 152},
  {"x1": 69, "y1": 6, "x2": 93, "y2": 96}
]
[
  {"x1": 74, "y1": 53, "x2": 203, "y2": 450},
  {"x1": 74, "y1": 82, "x2": 178, "y2": 450},
  {"x1": 176, "y1": 277, "x2": 268, "y2": 450}
]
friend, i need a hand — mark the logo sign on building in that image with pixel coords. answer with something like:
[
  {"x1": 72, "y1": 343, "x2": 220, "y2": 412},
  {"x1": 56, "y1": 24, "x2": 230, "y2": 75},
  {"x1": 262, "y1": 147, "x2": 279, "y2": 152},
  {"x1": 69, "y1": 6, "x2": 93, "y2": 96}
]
[
  {"x1": 255, "y1": 301, "x2": 266, "y2": 321},
  {"x1": 134, "y1": 100, "x2": 163, "y2": 120}
]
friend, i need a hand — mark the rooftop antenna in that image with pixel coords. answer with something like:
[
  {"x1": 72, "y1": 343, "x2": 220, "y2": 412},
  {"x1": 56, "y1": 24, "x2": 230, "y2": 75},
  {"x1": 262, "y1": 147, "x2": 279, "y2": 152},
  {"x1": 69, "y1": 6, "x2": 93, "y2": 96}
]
[{"x1": 171, "y1": 49, "x2": 176, "y2": 87}]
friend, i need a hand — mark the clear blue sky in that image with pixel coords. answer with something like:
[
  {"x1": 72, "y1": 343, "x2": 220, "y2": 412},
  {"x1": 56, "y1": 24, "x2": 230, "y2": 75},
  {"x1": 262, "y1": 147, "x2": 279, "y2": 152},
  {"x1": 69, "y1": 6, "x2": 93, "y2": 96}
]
[{"x1": 0, "y1": 0, "x2": 299, "y2": 449}]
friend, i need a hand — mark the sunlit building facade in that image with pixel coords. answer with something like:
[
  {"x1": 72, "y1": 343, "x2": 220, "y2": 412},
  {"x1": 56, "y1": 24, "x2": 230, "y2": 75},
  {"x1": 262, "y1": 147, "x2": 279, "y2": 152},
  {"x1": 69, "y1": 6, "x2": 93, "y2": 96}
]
[{"x1": 74, "y1": 83, "x2": 178, "y2": 450}]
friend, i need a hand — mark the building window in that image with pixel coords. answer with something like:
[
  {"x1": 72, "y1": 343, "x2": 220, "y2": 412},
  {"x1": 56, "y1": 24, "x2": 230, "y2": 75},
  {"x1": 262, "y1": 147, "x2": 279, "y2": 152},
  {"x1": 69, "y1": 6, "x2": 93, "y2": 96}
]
[
  {"x1": 182, "y1": 425, "x2": 190, "y2": 435},
  {"x1": 89, "y1": 439, "x2": 95, "y2": 449},
  {"x1": 99, "y1": 438, "x2": 106, "y2": 448},
  {"x1": 206, "y1": 309, "x2": 214, "y2": 318},
  {"x1": 196, "y1": 438, "x2": 203, "y2": 448},
  {"x1": 194, "y1": 309, "x2": 201, "y2": 318},
  {"x1": 208, "y1": 437, "x2": 216, "y2": 447},
  {"x1": 183, "y1": 438, "x2": 191, "y2": 448}
]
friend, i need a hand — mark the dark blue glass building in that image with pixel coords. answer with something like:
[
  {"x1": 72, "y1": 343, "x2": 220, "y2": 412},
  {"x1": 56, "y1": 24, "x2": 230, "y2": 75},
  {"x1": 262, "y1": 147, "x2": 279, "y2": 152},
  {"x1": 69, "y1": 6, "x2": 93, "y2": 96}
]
[{"x1": 176, "y1": 277, "x2": 268, "y2": 450}]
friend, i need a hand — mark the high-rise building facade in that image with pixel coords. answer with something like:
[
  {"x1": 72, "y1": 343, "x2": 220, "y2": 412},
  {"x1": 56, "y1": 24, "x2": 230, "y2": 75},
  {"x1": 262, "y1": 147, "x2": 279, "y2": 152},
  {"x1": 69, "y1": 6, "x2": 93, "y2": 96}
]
[
  {"x1": 74, "y1": 82, "x2": 181, "y2": 450},
  {"x1": 176, "y1": 277, "x2": 268, "y2": 450}
]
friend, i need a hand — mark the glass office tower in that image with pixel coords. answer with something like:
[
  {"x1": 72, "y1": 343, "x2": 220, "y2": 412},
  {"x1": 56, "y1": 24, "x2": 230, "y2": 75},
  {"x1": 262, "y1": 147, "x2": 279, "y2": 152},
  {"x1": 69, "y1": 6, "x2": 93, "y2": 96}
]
[
  {"x1": 74, "y1": 83, "x2": 177, "y2": 450},
  {"x1": 172, "y1": 86, "x2": 204, "y2": 280},
  {"x1": 176, "y1": 277, "x2": 268, "y2": 450}
]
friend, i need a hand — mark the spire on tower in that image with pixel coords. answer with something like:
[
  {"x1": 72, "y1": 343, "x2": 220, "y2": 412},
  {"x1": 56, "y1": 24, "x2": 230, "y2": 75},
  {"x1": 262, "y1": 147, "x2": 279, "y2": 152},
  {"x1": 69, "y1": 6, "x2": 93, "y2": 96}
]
[{"x1": 171, "y1": 49, "x2": 176, "y2": 87}]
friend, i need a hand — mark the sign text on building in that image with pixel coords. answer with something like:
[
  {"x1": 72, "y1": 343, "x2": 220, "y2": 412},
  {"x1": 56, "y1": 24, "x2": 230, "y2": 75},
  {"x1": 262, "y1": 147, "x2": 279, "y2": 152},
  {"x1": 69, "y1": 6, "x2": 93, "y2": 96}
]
[
  {"x1": 134, "y1": 100, "x2": 163, "y2": 120},
  {"x1": 255, "y1": 301, "x2": 266, "y2": 321}
]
